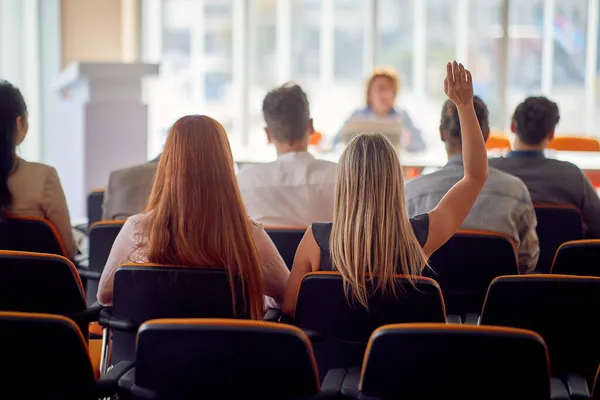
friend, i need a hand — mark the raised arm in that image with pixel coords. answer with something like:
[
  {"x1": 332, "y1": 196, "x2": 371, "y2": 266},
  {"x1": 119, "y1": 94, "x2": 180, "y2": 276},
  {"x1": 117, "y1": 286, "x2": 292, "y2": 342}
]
[{"x1": 422, "y1": 61, "x2": 489, "y2": 256}]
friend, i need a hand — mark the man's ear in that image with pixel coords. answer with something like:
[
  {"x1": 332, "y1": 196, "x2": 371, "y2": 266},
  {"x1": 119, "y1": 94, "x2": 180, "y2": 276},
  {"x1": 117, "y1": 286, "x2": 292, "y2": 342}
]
[
  {"x1": 547, "y1": 129, "x2": 555, "y2": 142},
  {"x1": 264, "y1": 127, "x2": 272, "y2": 144},
  {"x1": 510, "y1": 120, "x2": 516, "y2": 134},
  {"x1": 307, "y1": 118, "x2": 315, "y2": 136},
  {"x1": 440, "y1": 128, "x2": 446, "y2": 142}
]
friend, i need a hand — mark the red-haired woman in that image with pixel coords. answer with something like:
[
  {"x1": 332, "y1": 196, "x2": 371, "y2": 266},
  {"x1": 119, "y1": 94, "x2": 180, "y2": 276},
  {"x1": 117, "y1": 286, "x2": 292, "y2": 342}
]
[{"x1": 97, "y1": 115, "x2": 289, "y2": 319}]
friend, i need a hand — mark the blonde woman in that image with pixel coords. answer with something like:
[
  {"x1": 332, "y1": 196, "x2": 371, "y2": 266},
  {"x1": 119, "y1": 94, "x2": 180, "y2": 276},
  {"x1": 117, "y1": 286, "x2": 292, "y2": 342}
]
[{"x1": 283, "y1": 61, "x2": 488, "y2": 315}]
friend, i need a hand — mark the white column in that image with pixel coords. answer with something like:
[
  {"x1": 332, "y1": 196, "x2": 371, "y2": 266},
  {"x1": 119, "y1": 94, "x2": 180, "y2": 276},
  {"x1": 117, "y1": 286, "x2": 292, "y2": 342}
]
[
  {"x1": 276, "y1": 0, "x2": 291, "y2": 83},
  {"x1": 412, "y1": 0, "x2": 427, "y2": 96},
  {"x1": 233, "y1": 0, "x2": 250, "y2": 144},
  {"x1": 585, "y1": 0, "x2": 599, "y2": 134},
  {"x1": 320, "y1": 0, "x2": 334, "y2": 86},
  {"x1": 20, "y1": 0, "x2": 41, "y2": 162},
  {"x1": 363, "y1": 0, "x2": 377, "y2": 74},
  {"x1": 190, "y1": 0, "x2": 206, "y2": 110},
  {"x1": 122, "y1": 0, "x2": 141, "y2": 62},
  {"x1": 499, "y1": 0, "x2": 510, "y2": 130},
  {"x1": 541, "y1": 0, "x2": 555, "y2": 95},
  {"x1": 141, "y1": 0, "x2": 162, "y2": 62},
  {"x1": 455, "y1": 0, "x2": 469, "y2": 63},
  {"x1": 0, "y1": 0, "x2": 23, "y2": 82}
]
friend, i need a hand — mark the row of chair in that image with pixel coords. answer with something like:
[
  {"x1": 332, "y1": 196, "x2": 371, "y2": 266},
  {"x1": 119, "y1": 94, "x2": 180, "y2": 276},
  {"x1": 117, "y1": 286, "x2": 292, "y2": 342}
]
[
  {"x1": 0, "y1": 248, "x2": 597, "y2": 392},
  {"x1": 8, "y1": 311, "x2": 599, "y2": 399}
]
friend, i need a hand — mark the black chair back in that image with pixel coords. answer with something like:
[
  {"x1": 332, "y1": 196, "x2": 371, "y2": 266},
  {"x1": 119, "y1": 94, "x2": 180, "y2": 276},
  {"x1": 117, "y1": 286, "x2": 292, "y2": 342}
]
[
  {"x1": 551, "y1": 240, "x2": 600, "y2": 277},
  {"x1": 87, "y1": 190, "x2": 105, "y2": 228},
  {"x1": 593, "y1": 365, "x2": 599, "y2": 399},
  {"x1": 0, "y1": 251, "x2": 89, "y2": 336},
  {"x1": 0, "y1": 312, "x2": 96, "y2": 399},
  {"x1": 0, "y1": 216, "x2": 66, "y2": 256},
  {"x1": 481, "y1": 275, "x2": 600, "y2": 383},
  {"x1": 110, "y1": 265, "x2": 249, "y2": 365},
  {"x1": 86, "y1": 221, "x2": 125, "y2": 305},
  {"x1": 293, "y1": 272, "x2": 446, "y2": 372},
  {"x1": 534, "y1": 204, "x2": 583, "y2": 273},
  {"x1": 360, "y1": 324, "x2": 550, "y2": 400},
  {"x1": 133, "y1": 319, "x2": 319, "y2": 399},
  {"x1": 425, "y1": 230, "x2": 519, "y2": 315},
  {"x1": 264, "y1": 227, "x2": 305, "y2": 270}
]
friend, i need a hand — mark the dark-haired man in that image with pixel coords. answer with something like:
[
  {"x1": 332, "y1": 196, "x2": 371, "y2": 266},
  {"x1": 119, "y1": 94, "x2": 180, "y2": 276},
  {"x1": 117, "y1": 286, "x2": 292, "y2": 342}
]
[
  {"x1": 405, "y1": 96, "x2": 539, "y2": 273},
  {"x1": 489, "y1": 96, "x2": 600, "y2": 237},
  {"x1": 237, "y1": 83, "x2": 337, "y2": 227}
]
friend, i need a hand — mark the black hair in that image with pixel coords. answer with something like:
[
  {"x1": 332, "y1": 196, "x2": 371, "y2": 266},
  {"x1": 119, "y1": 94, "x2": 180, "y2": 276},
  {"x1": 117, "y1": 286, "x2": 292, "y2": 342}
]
[
  {"x1": 512, "y1": 96, "x2": 560, "y2": 145},
  {"x1": 440, "y1": 95, "x2": 490, "y2": 148},
  {"x1": 0, "y1": 80, "x2": 27, "y2": 218},
  {"x1": 262, "y1": 82, "x2": 310, "y2": 144}
]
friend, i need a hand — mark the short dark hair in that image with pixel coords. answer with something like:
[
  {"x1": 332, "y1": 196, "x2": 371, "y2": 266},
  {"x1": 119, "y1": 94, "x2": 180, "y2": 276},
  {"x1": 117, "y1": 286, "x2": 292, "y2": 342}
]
[
  {"x1": 262, "y1": 83, "x2": 310, "y2": 144},
  {"x1": 512, "y1": 96, "x2": 560, "y2": 145},
  {"x1": 440, "y1": 95, "x2": 490, "y2": 148}
]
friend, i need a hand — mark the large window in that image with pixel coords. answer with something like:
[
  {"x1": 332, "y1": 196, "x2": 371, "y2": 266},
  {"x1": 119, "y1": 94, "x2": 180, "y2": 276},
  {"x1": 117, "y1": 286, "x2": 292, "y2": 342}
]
[{"x1": 144, "y1": 0, "x2": 600, "y2": 159}]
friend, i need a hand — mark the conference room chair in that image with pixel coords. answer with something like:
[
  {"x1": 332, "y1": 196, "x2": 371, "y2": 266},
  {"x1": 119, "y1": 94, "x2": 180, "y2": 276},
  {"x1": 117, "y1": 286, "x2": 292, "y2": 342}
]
[
  {"x1": 340, "y1": 323, "x2": 566, "y2": 400},
  {"x1": 264, "y1": 226, "x2": 305, "y2": 269},
  {"x1": 87, "y1": 189, "x2": 105, "y2": 228},
  {"x1": 534, "y1": 204, "x2": 584, "y2": 273},
  {"x1": 424, "y1": 230, "x2": 519, "y2": 315},
  {"x1": 116, "y1": 319, "x2": 343, "y2": 400},
  {"x1": 291, "y1": 272, "x2": 447, "y2": 374},
  {"x1": 480, "y1": 275, "x2": 600, "y2": 389},
  {"x1": 86, "y1": 220, "x2": 125, "y2": 305},
  {"x1": 0, "y1": 312, "x2": 128, "y2": 399},
  {"x1": 548, "y1": 136, "x2": 600, "y2": 152},
  {"x1": 0, "y1": 251, "x2": 104, "y2": 372},
  {"x1": 486, "y1": 133, "x2": 511, "y2": 151},
  {"x1": 551, "y1": 239, "x2": 600, "y2": 277},
  {"x1": 98, "y1": 264, "x2": 250, "y2": 374}
]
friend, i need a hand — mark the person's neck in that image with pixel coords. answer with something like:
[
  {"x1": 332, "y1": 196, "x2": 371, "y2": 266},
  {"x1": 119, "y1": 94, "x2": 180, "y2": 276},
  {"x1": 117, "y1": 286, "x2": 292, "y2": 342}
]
[
  {"x1": 274, "y1": 142, "x2": 308, "y2": 157},
  {"x1": 445, "y1": 144, "x2": 463, "y2": 159},
  {"x1": 371, "y1": 107, "x2": 391, "y2": 117},
  {"x1": 512, "y1": 140, "x2": 545, "y2": 152}
]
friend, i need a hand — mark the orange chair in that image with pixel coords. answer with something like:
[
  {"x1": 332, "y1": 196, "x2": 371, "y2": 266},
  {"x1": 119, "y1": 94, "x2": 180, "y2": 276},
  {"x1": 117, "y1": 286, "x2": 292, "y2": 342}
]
[
  {"x1": 486, "y1": 134, "x2": 511, "y2": 151},
  {"x1": 264, "y1": 226, "x2": 306, "y2": 270},
  {"x1": 309, "y1": 131, "x2": 323, "y2": 146},
  {"x1": 551, "y1": 239, "x2": 600, "y2": 276},
  {"x1": 547, "y1": 136, "x2": 600, "y2": 152}
]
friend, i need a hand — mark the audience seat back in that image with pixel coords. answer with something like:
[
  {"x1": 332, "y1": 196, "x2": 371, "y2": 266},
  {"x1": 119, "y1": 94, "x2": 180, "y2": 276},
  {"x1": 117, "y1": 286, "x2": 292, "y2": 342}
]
[
  {"x1": 293, "y1": 272, "x2": 445, "y2": 372},
  {"x1": 547, "y1": 136, "x2": 600, "y2": 152},
  {"x1": 0, "y1": 311, "x2": 96, "y2": 398},
  {"x1": 551, "y1": 239, "x2": 600, "y2": 277},
  {"x1": 0, "y1": 251, "x2": 89, "y2": 336},
  {"x1": 593, "y1": 365, "x2": 599, "y2": 399},
  {"x1": 0, "y1": 216, "x2": 67, "y2": 256},
  {"x1": 133, "y1": 319, "x2": 319, "y2": 399},
  {"x1": 87, "y1": 190, "x2": 105, "y2": 228},
  {"x1": 86, "y1": 221, "x2": 125, "y2": 305},
  {"x1": 481, "y1": 275, "x2": 600, "y2": 382},
  {"x1": 110, "y1": 265, "x2": 249, "y2": 365},
  {"x1": 264, "y1": 227, "x2": 305, "y2": 270},
  {"x1": 424, "y1": 230, "x2": 518, "y2": 315},
  {"x1": 534, "y1": 204, "x2": 583, "y2": 273},
  {"x1": 360, "y1": 324, "x2": 550, "y2": 400},
  {"x1": 486, "y1": 134, "x2": 511, "y2": 150}
]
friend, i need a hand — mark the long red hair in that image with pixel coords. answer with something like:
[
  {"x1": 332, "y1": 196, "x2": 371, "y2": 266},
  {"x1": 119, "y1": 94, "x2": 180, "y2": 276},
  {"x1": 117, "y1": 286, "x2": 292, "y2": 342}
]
[{"x1": 142, "y1": 115, "x2": 264, "y2": 319}]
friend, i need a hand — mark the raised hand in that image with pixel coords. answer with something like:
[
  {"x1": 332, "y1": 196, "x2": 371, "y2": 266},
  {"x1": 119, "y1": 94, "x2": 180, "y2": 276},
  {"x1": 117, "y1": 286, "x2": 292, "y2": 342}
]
[{"x1": 444, "y1": 61, "x2": 474, "y2": 107}]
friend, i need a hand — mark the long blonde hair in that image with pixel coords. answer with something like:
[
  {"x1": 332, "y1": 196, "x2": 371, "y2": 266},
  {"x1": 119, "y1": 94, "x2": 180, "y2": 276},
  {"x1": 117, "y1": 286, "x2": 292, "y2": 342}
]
[
  {"x1": 141, "y1": 115, "x2": 264, "y2": 320},
  {"x1": 330, "y1": 133, "x2": 427, "y2": 308}
]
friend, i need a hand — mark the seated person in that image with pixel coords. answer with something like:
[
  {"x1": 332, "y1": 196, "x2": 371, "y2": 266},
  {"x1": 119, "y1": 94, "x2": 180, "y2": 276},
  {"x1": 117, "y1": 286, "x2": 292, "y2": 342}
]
[
  {"x1": 284, "y1": 62, "x2": 488, "y2": 315},
  {"x1": 0, "y1": 80, "x2": 77, "y2": 259},
  {"x1": 405, "y1": 96, "x2": 539, "y2": 273},
  {"x1": 489, "y1": 96, "x2": 600, "y2": 238},
  {"x1": 237, "y1": 83, "x2": 337, "y2": 227},
  {"x1": 102, "y1": 155, "x2": 160, "y2": 221},
  {"x1": 334, "y1": 66, "x2": 426, "y2": 152},
  {"x1": 98, "y1": 115, "x2": 290, "y2": 316}
]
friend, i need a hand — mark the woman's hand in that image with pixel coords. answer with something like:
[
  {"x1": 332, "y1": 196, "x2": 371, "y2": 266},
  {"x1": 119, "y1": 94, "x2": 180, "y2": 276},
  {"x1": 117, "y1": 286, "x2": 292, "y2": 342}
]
[{"x1": 444, "y1": 61, "x2": 473, "y2": 107}]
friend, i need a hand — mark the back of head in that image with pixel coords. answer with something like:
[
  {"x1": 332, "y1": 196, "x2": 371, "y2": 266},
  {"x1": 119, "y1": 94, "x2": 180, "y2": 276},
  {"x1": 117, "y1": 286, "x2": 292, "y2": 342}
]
[
  {"x1": 262, "y1": 83, "x2": 310, "y2": 145},
  {"x1": 330, "y1": 133, "x2": 427, "y2": 308},
  {"x1": 143, "y1": 115, "x2": 264, "y2": 319},
  {"x1": 512, "y1": 96, "x2": 560, "y2": 145},
  {"x1": 440, "y1": 95, "x2": 489, "y2": 149},
  {"x1": 0, "y1": 81, "x2": 26, "y2": 219}
]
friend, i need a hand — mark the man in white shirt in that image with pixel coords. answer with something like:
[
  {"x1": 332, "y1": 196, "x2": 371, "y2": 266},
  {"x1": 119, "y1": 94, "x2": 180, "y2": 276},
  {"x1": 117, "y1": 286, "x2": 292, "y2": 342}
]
[{"x1": 238, "y1": 83, "x2": 337, "y2": 227}]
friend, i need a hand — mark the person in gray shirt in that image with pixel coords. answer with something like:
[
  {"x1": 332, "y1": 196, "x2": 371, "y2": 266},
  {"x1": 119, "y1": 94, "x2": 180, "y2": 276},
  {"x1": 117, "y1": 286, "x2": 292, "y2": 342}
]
[
  {"x1": 405, "y1": 96, "x2": 539, "y2": 273},
  {"x1": 489, "y1": 96, "x2": 600, "y2": 238}
]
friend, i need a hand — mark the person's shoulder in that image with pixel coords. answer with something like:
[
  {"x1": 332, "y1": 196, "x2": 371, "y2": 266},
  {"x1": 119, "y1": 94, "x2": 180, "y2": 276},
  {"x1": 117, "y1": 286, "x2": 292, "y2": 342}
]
[
  {"x1": 236, "y1": 162, "x2": 276, "y2": 185},
  {"x1": 545, "y1": 158, "x2": 585, "y2": 175},
  {"x1": 110, "y1": 161, "x2": 158, "y2": 181},
  {"x1": 489, "y1": 166, "x2": 528, "y2": 187},
  {"x1": 16, "y1": 159, "x2": 57, "y2": 177},
  {"x1": 488, "y1": 156, "x2": 509, "y2": 167}
]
